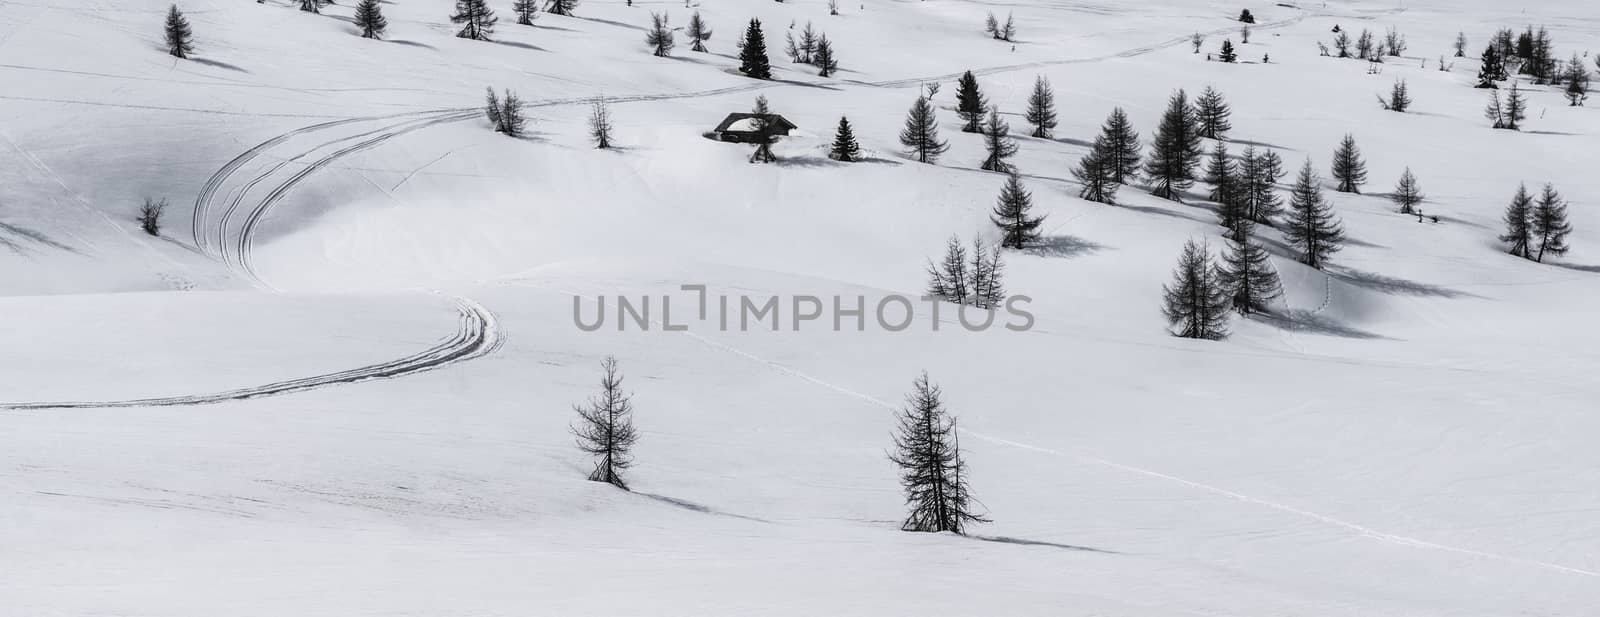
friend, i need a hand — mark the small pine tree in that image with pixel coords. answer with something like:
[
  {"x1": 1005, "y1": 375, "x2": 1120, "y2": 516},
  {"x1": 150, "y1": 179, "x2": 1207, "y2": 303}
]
[
  {"x1": 926, "y1": 236, "x2": 969, "y2": 304},
  {"x1": 686, "y1": 11, "x2": 712, "y2": 52},
  {"x1": 813, "y1": 34, "x2": 838, "y2": 77},
  {"x1": 1194, "y1": 86, "x2": 1232, "y2": 140},
  {"x1": 1532, "y1": 184, "x2": 1572, "y2": 262},
  {"x1": 1073, "y1": 146, "x2": 1120, "y2": 205},
  {"x1": 829, "y1": 116, "x2": 861, "y2": 162},
  {"x1": 1000, "y1": 12, "x2": 1016, "y2": 42},
  {"x1": 1330, "y1": 134, "x2": 1367, "y2": 193},
  {"x1": 1024, "y1": 75, "x2": 1058, "y2": 138},
  {"x1": 1478, "y1": 44, "x2": 1507, "y2": 88},
  {"x1": 968, "y1": 236, "x2": 1006, "y2": 309},
  {"x1": 1239, "y1": 146, "x2": 1285, "y2": 225},
  {"x1": 1218, "y1": 230, "x2": 1282, "y2": 315},
  {"x1": 1219, "y1": 39, "x2": 1238, "y2": 63},
  {"x1": 1097, "y1": 108, "x2": 1141, "y2": 185},
  {"x1": 299, "y1": 0, "x2": 320, "y2": 13},
  {"x1": 1356, "y1": 29, "x2": 1375, "y2": 60},
  {"x1": 1239, "y1": 9, "x2": 1255, "y2": 24},
  {"x1": 888, "y1": 373, "x2": 988, "y2": 535},
  {"x1": 798, "y1": 22, "x2": 819, "y2": 64},
  {"x1": 984, "y1": 12, "x2": 1000, "y2": 39},
  {"x1": 1145, "y1": 90, "x2": 1204, "y2": 201},
  {"x1": 513, "y1": 0, "x2": 539, "y2": 25},
  {"x1": 1563, "y1": 54, "x2": 1590, "y2": 106},
  {"x1": 646, "y1": 12, "x2": 674, "y2": 57},
  {"x1": 1392, "y1": 168, "x2": 1423, "y2": 214},
  {"x1": 571, "y1": 357, "x2": 638, "y2": 490},
  {"x1": 739, "y1": 19, "x2": 772, "y2": 79},
  {"x1": 748, "y1": 95, "x2": 777, "y2": 164},
  {"x1": 164, "y1": 4, "x2": 194, "y2": 59},
  {"x1": 1500, "y1": 183, "x2": 1535, "y2": 258},
  {"x1": 588, "y1": 97, "x2": 613, "y2": 149},
  {"x1": 1162, "y1": 239, "x2": 1231, "y2": 340},
  {"x1": 955, "y1": 71, "x2": 987, "y2": 133},
  {"x1": 483, "y1": 87, "x2": 503, "y2": 131},
  {"x1": 991, "y1": 173, "x2": 1044, "y2": 249},
  {"x1": 498, "y1": 90, "x2": 526, "y2": 137},
  {"x1": 138, "y1": 198, "x2": 167, "y2": 236},
  {"x1": 355, "y1": 0, "x2": 388, "y2": 39},
  {"x1": 1382, "y1": 79, "x2": 1412, "y2": 112},
  {"x1": 978, "y1": 107, "x2": 1018, "y2": 174},
  {"x1": 1484, "y1": 88, "x2": 1506, "y2": 128},
  {"x1": 1285, "y1": 160, "x2": 1345, "y2": 269},
  {"x1": 899, "y1": 96, "x2": 949, "y2": 164},
  {"x1": 1502, "y1": 81, "x2": 1528, "y2": 130},
  {"x1": 451, "y1": 0, "x2": 498, "y2": 41},
  {"x1": 1454, "y1": 32, "x2": 1467, "y2": 57},
  {"x1": 1206, "y1": 143, "x2": 1248, "y2": 240},
  {"x1": 1333, "y1": 30, "x2": 1352, "y2": 58},
  {"x1": 546, "y1": 0, "x2": 579, "y2": 17}
]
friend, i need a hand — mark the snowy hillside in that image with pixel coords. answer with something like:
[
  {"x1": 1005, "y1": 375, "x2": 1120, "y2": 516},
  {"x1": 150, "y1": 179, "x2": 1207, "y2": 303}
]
[{"x1": 3, "y1": 0, "x2": 1599, "y2": 615}]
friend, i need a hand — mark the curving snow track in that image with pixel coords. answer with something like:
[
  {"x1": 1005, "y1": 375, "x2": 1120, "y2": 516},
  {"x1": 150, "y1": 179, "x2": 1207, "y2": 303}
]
[{"x1": 2, "y1": 295, "x2": 501, "y2": 410}]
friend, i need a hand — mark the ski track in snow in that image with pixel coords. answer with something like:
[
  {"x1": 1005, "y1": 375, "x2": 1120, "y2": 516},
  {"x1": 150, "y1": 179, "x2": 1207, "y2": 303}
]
[{"x1": 0, "y1": 294, "x2": 502, "y2": 410}]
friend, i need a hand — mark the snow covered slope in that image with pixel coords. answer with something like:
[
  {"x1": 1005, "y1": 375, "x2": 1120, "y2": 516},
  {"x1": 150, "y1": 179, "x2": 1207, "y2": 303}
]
[{"x1": 2, "y1": 0, "x2": 1599, "y2": 615}]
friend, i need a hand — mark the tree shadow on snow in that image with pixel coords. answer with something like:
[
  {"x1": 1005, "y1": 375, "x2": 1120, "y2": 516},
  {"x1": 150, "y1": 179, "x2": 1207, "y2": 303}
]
[
  {"x1": 970, "y1": 535, "x2": 1119, "y2": 554},
  {"x1": 575, "y1": 16, "x2": 646, "y2": 31},
  {"x1": 0, "y1": 222, "x2": 80, "y2": 254},
  {"x1": 1118, "y1": 202, "x2": 1213, "y2": 225},
  {"x1": 635, "y1": 492, "x2": 771, "y2": 524},
  {"x1": 1254, "y1": 310, "x2": 1388, "y2": 340},
  {"x1": 1230, "y1": 137, "x2": 1298, "y2": 152},
  {"x1": 495, "y1": 40, "x2": 547, "y2": 52},
  {"x1": 1022, "y1": 235, "x2": 1107, "y2": 259},
  {"x1": 190, "y1": 57, "x2": 249, "y2": 73},
  {"x1": 388, "y1": 39, "x2": 438, "y2": 50},
  {"x1": 1553, "y1": 262, "x2": 1600, "y2": 274},
  {"x1": 1329, "y1": 267, "x2": 1478, "y2": 299}
]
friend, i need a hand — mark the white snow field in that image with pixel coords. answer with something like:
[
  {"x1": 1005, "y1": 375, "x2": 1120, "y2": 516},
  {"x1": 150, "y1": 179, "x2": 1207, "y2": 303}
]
[{"x1": 3, "y1": 0, "x2": 1599, "y2": 614}]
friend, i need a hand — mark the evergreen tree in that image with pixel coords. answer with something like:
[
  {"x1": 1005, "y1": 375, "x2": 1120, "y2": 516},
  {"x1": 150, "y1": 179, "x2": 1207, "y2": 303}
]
[
  {"x1": 1194, "y1": 86, "x2": 1232, "y2": 140},
  {"x1": 1239, "y1": 9, "x2": 1255, "y2": 24},
  {"x1": 748, "y1": 95, "x2": 777, "y2": 164},
  {"x1": 1392, "y1": 167, "x2": 1423, "y2": 214},
  {"x1": 450, "y1": 0, "x2": 497, "y2": 41},
  {"x1": 1024, "y1": 75, "x2": 1058, "y2": 138},
  {"x1": 828, "y1": 116, "x2": 861, "y2": 162},
  {"x1": 546, "y1": 0, "x2": 579, "y2": 17},
  {"x1": 1145, "y1": 90, "x2": 1204, "y2": 201},
  {"x1": 999, "y1": 12, "x2": 1016, "y2": 42},
  {"x1": 1532, "y1": 183, "x2": 1572, "y2": 262},
  {"x1": 955, "y1": 71, "x2": 987, "y2": 133},
  {"x1": 513, "y1": 0, "x2": 539, "y2": 25},
  {"x1": 1563, "y1": 54, "x2": 1590, "y2": 106},
  {"x1": 1206, "y1": 142, "x2": 1248, "y2": 240},
  {"x1": 1161, "y1": 239, "x2": 1230, "y2": 340},
  {"x1": 1284, "y1": 160, "x2": 1345, "y2": 269},
  {"x1": 1454, "y1": 32, "x2": 1468, "y2": 57},
  {"x1": 984, "y1": 12, "x2": 1000, "y2": 39},
  {"x1": 1330, "y1": 134, "x2": 1367, "y2": 193},
  {"x1": 355, "y1": 0, "x2": 387, "y2": 39},
  {"x1": 1500, "y1": 183, "x2": 1535, "y2": 258},
  {"x1": 899, "y1": 96, "x2": 949, "y2": 164},
  {"x1": 798, "y1": 22, "x2": 819, "y2": 64},
  {"x1": 1218, "y1": 230, "x2": 1282, "y2": 315},
  {"x1": 1097, "y1": 108, "x2": 1141, "y2": 184},
  {"x1": 164, "y1": 4, "x2": 194, "y2": 59},
  {"x1": 498, "y1": 90, "x2": 526, "y2": 137},
  {"x1": 588, "y1": 97, "x2": 614, "y2": 149},
  {"x1": 571, "y1": 357, "x2": 638, "y2": 490},
  {"x1": 1333, "y1": 30, "x2": 1352, "y2": 58},
  {"x1": 1477, "y1": 44, "x2": 1507, "y2": 88},
  {"x1": 968, "y1": 236, "x2": 1006, "y2": 309},
  {"x1": 1356, "y1": 28, "x2": 1375, "y2": 60},
  {"x1": 888, "y1": 373, "x2": 988, "y2": 535},
  {"x1": 686, "y1": 11, "x2": 712, "y2": 52},
  {"x1": 926, "y1": 236, "x2": 969, "y2": 304},
  {"x1": 738, "y1": 19, "x2": 772, "y2": 79},
  {"x1": 1503, "y1": 81, "x2": 1528, "y2": 130},
  {"x1": 978, "y1": 107, "x2": 1018, "y2": 174},
  {"x1": 1073, "y1": 146, "x2": 1119, "y2": 205},
  {"x1": 813, "y1": 34, "x2": 838, "y2": 77},
  {"x1": 1239, "y1": 146, "x2": 1285, "y2": 224},
  {"x1": 483, "y1": 87, "x2": 503, "y2": 131},
  {"x1": 1484, "y1": 88, "x2": 1506, "y2": 128},
  {"x1": 1382, "y1": 78, "x2": 1412, "y2": 112},
  {"x1": 299, "y1": 0, "x2": 320, "y2": 13},
  {"x1": 645, "y1": 11, "x2": 674, "y2": 57},
  {"x1": 1220, "y1": 39, "x2": 1238, "y2": 63},
  {"x1": 991, "y1": 173, "x2": 1044, "y2": 249}
]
